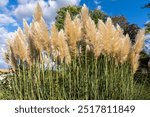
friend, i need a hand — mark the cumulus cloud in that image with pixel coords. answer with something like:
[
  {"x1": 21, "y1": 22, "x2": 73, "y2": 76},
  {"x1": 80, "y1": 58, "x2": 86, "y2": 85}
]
[
  {"x1": 0, "y1": 27, "x2": 14, "y2": 51},
  {"x1": 14, "y1": 0, "x2": 80, "y2": 26},
  {"x1": 145, "y1": 20, "x2": 150, "y2": 25},
  {"x1": 94, "y1": 0, "x2": 101, "y2": 5},
  {"x1": 0, "y1": 0, "x2": 9, "y2": 7},
  {"x1": 0, "y1": 14, "x2": 18, "y2": 26},
  {"x1": 17, "y1": 0, "x2": 32, "y2": 4},
  {"x1": 144, "y1": 39, "x2": 150, "y2": 57},
  {"x1": 94, "y1": 0, "x2": 101, "y2": 10},
  {"x1": 97, "y1": 5, "x2": 101, "y2": 10},
  {"x1": 0, "y1": 27, "x2": 14, "y2": 69},
  {"x1": 14, "y1": 3, "x2": 35, "y2": 20},
  {"x1": 145, "y1": 34, "x2": 150, "y2": 40}
]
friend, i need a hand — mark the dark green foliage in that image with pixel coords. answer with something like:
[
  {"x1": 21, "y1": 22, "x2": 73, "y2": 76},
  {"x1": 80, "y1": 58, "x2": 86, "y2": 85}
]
[
  {"x1": 124, "y1": 24, "x2": 140, "y2": 43},
  {"x1": 111, "y1": 16, "x2": 140, "y2": 44},
  {"x1": 89, "y1": 9, "x2": 107, "y2": 24},
  {"x1": 145, "y1": 22, "x2": 150, "y2": 34},
  {"x1": 111, "y1": 16, "x2": 128, "y2": 28},
  {"x1": 55, "y1": 6, "x2": 82, "y2": 30},
  {"x1": 55, "y1": 6, "x2": 107, "y2": 30}
]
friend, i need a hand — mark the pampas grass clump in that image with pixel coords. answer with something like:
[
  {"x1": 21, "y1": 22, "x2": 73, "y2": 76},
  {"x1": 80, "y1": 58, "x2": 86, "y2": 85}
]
[{"x1": 4, "y1": 4, "x2": 145, "y2": 100}]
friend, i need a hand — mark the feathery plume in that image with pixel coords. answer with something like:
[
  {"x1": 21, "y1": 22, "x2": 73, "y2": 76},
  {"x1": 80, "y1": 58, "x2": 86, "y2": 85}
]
[
  {"x1": 64, "y1": 12, "x2": 82, "y2": 55},
  {"x1": 105, "y1": 17, "x2": 116, "y2": 35},
  {"x1": 23, "y1": 19, "x2": 30, "y2": 37},
  {"x1": 50, "y1": 25, "x2": 60, "y2": 60},
  {"x1": 116, "y1": 24, "x2": 124, "y2": 37},
  {"x1": 50, "y1": 27, "x2": 71, "y2": 64},
  {"x1": 5, "y1": 39, "x2": 17, "y2": 69},
  {"x1": 81, "y1": 4, "x2": 89, "y2": 26},
  {"x1": 85, "y1": 17, "x2": 103, "y2": 58},
  {"x1": 129, "y1": 30, "x2": 145, "y2": 73},
  {"x1": 98, "y1": 18, "x2": 112, "y2": 54},
  {"x1": 50, "y1": 24, "x2": 59, "y2": 51},
  {"x1": 119, "y1": 34, "x2": 131, "y2": 63},
  {"x1": 130, "y1": 50, "x2": 140, "y2": 73},
  {"x1": 133, "y1": 30, "x2": 145, "y2": 54},
  {"x1": 111, "y1": 31, "x2": 121, "y2": 57},
  {"x1": 57, "y1": 30, "x2": 71, "y2": 64},
  {"x1": 30, "y1": 17, "x2": 49, "y2": 54},
  {"x1": 12, "y1": 30, "x2": 27, "y2": 61},
  {"x1": 34, "y1": 3, "x2": 43, "y2": 21},
  {"x1": 17, "y1": 27, "x2": 27, "y2": 44}
]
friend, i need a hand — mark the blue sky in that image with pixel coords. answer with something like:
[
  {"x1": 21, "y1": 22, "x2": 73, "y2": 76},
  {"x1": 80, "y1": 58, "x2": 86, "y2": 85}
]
[
  {"x1": 80, "y1": 0, "x2": 150, "y2": 27},
  {"x1": 0, "y1": 0, "x2": 150, "y2": 68}
]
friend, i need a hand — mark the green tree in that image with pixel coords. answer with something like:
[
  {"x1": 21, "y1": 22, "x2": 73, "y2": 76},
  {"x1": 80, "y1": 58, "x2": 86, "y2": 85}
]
[
  {"x1": 55, "y1": 6, "x2": 140, "y2": 44},
  {"x1": 124, "y1": 24, "x2": 140, "y2": 43},
  {"x1": 111, "y1": 15, "x2": 128, "y2": 28},
  {"x1": 55, "y1": 6, "x2": 107, "y2": 30},
  {"x1": 143, "y1": 3, "x2": 150, "y2": 34},
  {"x1": 111, "y1": 16, "x2": 140, "y2": 44},
  {"x1": 55, "y1": 6, "x2": 82, "y2": 30},
  {"x1": 145, "y1": 22, "x2": 150, "y2": 34}
]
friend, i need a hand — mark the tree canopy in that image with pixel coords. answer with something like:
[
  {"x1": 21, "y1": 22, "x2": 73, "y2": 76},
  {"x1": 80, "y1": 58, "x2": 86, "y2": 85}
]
[
  {"x1": 55, "y1": 6, "x2": 107, "y2": 30},
  {"x1": 55, "y1": 6, "x2": 140, "y2": 43},
  {"x1": 111, "y1": 16, "x2": 140, "y2": 43}
]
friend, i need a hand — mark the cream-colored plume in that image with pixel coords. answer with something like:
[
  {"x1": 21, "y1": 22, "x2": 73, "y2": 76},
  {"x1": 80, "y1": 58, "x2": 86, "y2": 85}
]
[
  {"x1": 65, "y1": 12, "x2": 82, "y2": 55},
  {"x1": 34, "y1": 3, "x2": 43, "y2": 22},
  {"x1": 23, "y1": 19, "x2": 30, "y2": 37},
  {"x1": 133, "y1": 30, "x2": 145, "y2": 54}
]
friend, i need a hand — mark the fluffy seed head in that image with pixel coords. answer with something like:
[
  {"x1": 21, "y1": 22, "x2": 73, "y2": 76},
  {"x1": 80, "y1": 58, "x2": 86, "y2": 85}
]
[
  {"x1": 23, "y1": 19, "x2": 30, "y2": 37},
  {"x1": 133, "y1": 30, "x2": 145, "y2": 54},
  {"x1": 34, "y1": 3, "x2": 43, "y2": 21}
]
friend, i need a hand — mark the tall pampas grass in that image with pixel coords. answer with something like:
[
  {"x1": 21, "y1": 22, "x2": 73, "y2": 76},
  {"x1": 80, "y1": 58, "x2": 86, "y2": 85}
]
[
  {"x1": 64, "y1": 12, "x2": 82, "y2": 56},
  {"x1": 50, "y1": 25, "x2": 71, "y2": 64},
  {"x1": 4, "y1": 4, "x2": 145, "y2": 100}
]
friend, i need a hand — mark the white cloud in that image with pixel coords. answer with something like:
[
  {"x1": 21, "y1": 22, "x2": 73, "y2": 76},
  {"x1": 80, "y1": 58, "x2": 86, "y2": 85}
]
[
  {"x1": 14, "y1": 3, "x2": 35, "y2": 20},
  {"x1": 0, "y1": 27, "x2": 14, "y2": 69},
  {"x1": 0, "y1": 27, "x2": 14, "y2": 47},
  {"x1": 94, "y1": 0, "x2": 101, "y2": 10},
  {"x1": 14, "y1": 0, "x2": 80, "y2": 25},
  {"x1": 0, "y1": 14, "x2": 17, "y2": 26},
  {"x1": 17, "y1": 0, "x2": 31, "y2": 4},
  {"x1": 0, "y1": 0, "x2": 9, "y2": 7},
  {"x1": 97, "y1": 5, "x2": 101, "y2": 10},
  {"x1": 145, "y1": 34, "x2": 150, "y2": 40},
  {"x1": 94, "y1": 0, "x2": 101, "y2": 5},
  {"x1": 145, "y1": 20, "x2": 150, "y2": 25}
]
